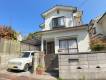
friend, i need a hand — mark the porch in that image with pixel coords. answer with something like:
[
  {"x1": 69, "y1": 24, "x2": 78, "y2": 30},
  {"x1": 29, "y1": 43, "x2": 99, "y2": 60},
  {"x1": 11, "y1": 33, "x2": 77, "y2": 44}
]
[
  {"x1": 41, "y1": 37, "x2": 78, "y2": 54},
  {"x1": 41, "y1": 37, "x2": 78, "y2": 72},
  {"x1": 41, "y1": 38, "x2": 58, "y2": 74}
]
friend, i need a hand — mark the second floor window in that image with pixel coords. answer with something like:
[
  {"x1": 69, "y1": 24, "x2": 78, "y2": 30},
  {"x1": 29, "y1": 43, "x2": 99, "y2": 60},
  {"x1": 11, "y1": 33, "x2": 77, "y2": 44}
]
[{"x1": 52, "y1": 16, "x2": 65, "y2": 28}]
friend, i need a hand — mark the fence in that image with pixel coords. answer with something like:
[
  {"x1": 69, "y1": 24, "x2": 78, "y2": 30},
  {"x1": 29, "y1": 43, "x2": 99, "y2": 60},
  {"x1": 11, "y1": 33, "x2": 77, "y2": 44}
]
[
  {"x1": 59, "y1": 52, "x2": 106, "y2": 80},
  {"x1": 0, "y1": 38, "x2": 38, "y2": 69}
]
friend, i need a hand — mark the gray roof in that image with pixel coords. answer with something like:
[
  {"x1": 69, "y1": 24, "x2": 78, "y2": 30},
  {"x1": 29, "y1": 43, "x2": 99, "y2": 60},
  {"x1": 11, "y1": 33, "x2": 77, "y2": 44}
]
[{"x1": 21, "y1": 39, "x2": 41, "y2": 46}]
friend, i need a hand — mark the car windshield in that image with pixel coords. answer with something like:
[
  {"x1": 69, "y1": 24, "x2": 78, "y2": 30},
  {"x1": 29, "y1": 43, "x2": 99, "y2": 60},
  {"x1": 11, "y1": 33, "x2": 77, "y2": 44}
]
[{"x1": 20, "y1": 52, "x2": 30, "y2": 58}]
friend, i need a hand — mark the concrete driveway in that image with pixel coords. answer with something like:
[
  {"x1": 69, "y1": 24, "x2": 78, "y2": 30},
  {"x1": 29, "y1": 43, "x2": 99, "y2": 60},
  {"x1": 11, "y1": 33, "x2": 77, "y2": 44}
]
[{"x1": 0, "y1": 69, "x2": 57, "y2": 80}]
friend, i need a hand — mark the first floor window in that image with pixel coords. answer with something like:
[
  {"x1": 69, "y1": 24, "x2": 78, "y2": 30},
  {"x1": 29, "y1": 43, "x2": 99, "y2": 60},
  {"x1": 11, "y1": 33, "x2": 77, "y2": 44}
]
[{"x1": 59, "y1": 39, "x2": 78, "y2": 53}]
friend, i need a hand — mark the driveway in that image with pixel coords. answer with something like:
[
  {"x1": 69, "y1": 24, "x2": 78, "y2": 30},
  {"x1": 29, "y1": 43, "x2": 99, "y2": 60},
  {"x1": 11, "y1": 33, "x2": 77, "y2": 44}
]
[
  {"x1": 0, "y1": 70, "x2": 35, "y2": 80},
  {"x1": 0, "y1": 69, "x2": 57, "y2": 80},
  {"x1": 0, "y1": 73, "x2": 36, "y2": 80}
]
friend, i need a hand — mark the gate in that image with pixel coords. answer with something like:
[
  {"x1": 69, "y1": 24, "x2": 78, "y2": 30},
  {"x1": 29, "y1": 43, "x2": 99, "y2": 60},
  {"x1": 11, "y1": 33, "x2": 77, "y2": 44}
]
[{"x1": 44, "y1": 54, "x2": 58, "y2": 71}]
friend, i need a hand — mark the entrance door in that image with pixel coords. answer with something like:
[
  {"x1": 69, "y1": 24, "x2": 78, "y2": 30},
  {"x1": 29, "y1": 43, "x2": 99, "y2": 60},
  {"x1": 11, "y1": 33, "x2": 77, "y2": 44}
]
[
  {"x1": 47, "y1": 42, "x2": 55, "y2": 54},
  {"x1": 45, "y1": 41, "x2": 58, "y2": 72}
]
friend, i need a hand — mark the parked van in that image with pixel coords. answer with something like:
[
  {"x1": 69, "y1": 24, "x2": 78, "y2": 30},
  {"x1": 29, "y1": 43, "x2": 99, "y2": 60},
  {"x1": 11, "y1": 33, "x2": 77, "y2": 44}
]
[{"x1": 8, "y1": 51, "x2": 38, "y2": 71}]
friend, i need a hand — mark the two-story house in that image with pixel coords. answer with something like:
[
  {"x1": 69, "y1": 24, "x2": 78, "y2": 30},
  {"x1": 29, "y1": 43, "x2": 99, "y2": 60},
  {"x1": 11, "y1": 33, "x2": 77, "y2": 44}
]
[
  {"x1": 89, "y1": 12, "x2": 106, "y2": 40},
  {"x1": 39, "y1": 5, "x2": 91, "y2": 71}
]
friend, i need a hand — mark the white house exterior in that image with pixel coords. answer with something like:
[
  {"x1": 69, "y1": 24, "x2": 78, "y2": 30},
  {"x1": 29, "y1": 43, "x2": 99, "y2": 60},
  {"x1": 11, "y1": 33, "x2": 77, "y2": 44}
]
[
  {"x1": 37, "y1": 6, "x2": 106, "y2": 79},
  {"x1": 89, "y1": 12, "x2": 106, "y2": 39},
  {"x1": 40, "y1": 5, "x2": 90, "y2": 55}
]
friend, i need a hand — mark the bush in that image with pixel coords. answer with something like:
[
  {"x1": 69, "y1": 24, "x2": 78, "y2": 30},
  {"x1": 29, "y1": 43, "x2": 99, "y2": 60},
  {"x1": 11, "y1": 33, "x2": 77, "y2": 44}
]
[
  {"x1": 90, "y1": 38, "x2": 106, "y2": 51},
  {"x1": 57, "y1": 78, "x2": 64, "y2": 80},
  {"x1": 37, "y1": 64, "x2": 43, "y2": 68},
  {"x1": 91, "y1": 44, "x2": 105, "y2": 51}
]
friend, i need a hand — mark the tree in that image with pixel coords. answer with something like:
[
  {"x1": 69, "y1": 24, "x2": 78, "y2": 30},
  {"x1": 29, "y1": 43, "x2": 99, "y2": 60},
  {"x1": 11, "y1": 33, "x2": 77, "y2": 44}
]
[
  {"x1": 0, "y1": 25, "x2": 17, "y2": 40},
  {"x1": 26, "y1": 31, "x2": 42, "y2": 40}
]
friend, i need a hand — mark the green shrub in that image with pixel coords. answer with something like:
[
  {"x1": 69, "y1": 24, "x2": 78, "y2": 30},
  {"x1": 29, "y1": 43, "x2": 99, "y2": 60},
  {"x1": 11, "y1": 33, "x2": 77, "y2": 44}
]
[
  {"x1": 37, "y1": 64, "x2": 43, "y2": 68},
  {"x1": 91, "y1": 44, "x2": 105, "y2": 51},
  {"x1": 79, "y1": 75, "x2": 86, "y2": 80},
  {"x1": 57, "y1": 77, "x2": 64, "y2": 80}
]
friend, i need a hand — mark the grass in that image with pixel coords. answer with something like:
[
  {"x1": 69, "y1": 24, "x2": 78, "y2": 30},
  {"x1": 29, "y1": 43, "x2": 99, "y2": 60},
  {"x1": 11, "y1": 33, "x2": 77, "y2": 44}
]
[{"x1": 57, "y1": 77, "x2": 64, "y2": 80}]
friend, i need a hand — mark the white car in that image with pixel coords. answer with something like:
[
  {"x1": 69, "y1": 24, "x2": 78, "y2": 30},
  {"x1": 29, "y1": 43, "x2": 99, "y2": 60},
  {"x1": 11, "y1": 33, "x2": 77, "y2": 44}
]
[{"x1": 8, "y1": 51, "x2": 38, "y2": 71}]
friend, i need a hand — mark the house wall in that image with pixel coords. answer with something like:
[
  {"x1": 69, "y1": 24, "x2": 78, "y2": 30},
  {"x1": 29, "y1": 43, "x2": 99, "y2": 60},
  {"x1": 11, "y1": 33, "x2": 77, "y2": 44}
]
[
  {"x1": 59, "y1": 52, "x2": 106, "y2": 80},
  {"x1": 102, "y1": 18, "x2": 106, "y2": 36},
  {"x1": 42, "y1": 29, "x2": 90, "y2": 53},
  {"x1": 42, "y1": 10, "x2": 77, "y2": 31},
  {"x1": 92, "y1": 22, "x2": 104, "y2": 36},
  {"x1": 89, "y1": 16, "x2": 106, "y2": 38},
  {"x1": 95, "y1": 23, "x2": 104, "y2": 35}
]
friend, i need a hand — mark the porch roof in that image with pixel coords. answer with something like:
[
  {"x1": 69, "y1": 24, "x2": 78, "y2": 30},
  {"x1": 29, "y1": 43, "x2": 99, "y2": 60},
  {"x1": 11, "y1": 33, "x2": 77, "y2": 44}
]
[
  {"x1": 37, "y1": 24, "x2": 88, "y2": 34},
  {"x1": 21, "y1": 39, "x2": 41, "y2": 46}
]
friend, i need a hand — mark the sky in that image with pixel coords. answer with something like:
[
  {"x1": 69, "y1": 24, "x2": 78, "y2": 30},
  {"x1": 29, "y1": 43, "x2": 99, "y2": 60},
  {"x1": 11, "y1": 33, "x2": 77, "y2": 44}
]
[{"x1": 0, "y1": 0, "x2": 106, "y2": 36}]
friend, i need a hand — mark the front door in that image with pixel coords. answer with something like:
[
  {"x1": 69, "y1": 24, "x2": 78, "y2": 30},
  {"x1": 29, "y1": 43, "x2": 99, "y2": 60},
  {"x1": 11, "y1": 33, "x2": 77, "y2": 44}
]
[
  {"x1": 44, "y1": 41, "x2": 58, "y2": 72},
  {"x1": 47, "y1": 42, "x2": 55, "y2": 54}
]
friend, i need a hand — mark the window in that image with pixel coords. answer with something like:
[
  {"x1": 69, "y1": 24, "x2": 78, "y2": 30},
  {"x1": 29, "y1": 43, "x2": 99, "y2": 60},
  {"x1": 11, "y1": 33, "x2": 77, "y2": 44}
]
[
  {"x1": 21, "y1": 52, "x2": 30, "y2": 58},
  {"x1": 92, "y1": 27, "x2": 96, "y2": 34},
  {"x1": 90, "y1": 27, "x2": 96, "y2": 37},
  {"x1": 59, "y1": 39, "x2": 78, "y2": 54},
  {"x1": 52, "y1": 16, "x2": 65, "y2": 28}
]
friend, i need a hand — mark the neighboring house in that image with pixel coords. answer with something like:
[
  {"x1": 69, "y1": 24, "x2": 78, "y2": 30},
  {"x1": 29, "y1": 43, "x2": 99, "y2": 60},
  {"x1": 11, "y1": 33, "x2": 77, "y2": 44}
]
[
  {"x1": 89, "y1": 12, "x2": 106, "y2": 40},
  {"x1": 39, "y1": 5, "x2": 91, "y2": 71}
]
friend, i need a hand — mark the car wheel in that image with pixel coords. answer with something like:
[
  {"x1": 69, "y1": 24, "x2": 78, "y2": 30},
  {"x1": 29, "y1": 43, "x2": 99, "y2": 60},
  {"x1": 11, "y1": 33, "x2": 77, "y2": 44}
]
[
  {"x1": 7, "y1": 68, "x2": 12, "y2": 72},
  {"x1": 24, "y1": 64, "x2": 29, "y2": 72}
]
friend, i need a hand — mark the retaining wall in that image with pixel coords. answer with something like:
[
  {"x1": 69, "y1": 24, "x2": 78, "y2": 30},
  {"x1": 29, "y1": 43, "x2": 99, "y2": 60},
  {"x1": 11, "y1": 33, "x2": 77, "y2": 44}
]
[{"x1": 59, "y1": 52, "x2": 106, "y2": 80}]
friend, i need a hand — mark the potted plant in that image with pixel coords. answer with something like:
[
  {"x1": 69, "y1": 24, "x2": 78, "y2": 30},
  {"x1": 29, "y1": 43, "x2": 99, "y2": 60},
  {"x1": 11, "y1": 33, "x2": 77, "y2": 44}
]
[{"x1": 36, "y1": 64, "x2": 44, "y2": 75}]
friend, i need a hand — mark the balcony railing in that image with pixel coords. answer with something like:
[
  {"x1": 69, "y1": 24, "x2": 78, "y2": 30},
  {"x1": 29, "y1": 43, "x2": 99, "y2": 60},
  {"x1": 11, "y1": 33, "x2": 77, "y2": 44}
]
[
  {"x1": 58, "y1": 48, "x2": 78, "y2": 54},
  {"x1": 52, "y1": 25, "x2": 65, "y2": 29}
]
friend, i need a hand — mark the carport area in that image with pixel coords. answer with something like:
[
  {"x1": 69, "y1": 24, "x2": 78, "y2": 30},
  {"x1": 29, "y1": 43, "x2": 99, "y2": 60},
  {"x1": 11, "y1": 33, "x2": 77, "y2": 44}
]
[
  {"x1": 0, "y1": 51, "x2": 57, "y2": 80},
  {"x1": 0, "y1": 39, "x2": 57, "y2": 80}
]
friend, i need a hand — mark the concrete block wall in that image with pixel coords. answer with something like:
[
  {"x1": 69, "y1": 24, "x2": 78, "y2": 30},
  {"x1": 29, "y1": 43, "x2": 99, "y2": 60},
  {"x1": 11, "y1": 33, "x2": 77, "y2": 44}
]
[
  {"x1": 34, "y1": 52, "x2": 39, "y2": 72},
  {"x1": 0, "y1": 52, "x2": 39, "y2": 70},
  {"x1": 0, "y1": 54, "x2": 19, "y2": 69},
  {"x1": 59, "y1": 52, "x2": 106, "y2": 80}
]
